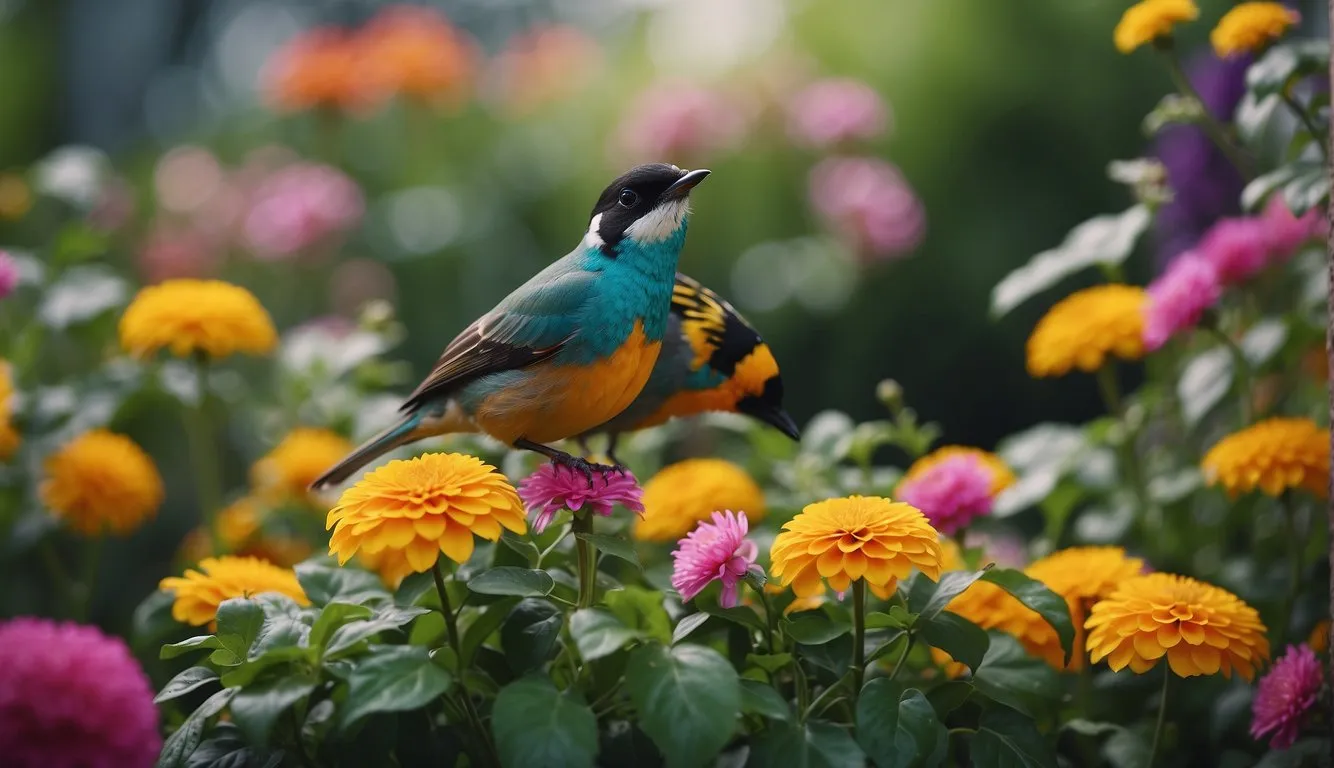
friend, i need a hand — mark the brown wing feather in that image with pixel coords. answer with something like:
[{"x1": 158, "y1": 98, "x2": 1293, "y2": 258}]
[{"x1": 401, "y1": 317, "x2": 565, "y2": 411}]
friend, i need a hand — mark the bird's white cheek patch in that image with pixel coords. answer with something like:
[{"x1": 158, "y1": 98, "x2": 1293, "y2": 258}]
[
  {"x1": 583, "y1": 213, "x2": 605, "y2": 249},
  {"x1": 625, "y1": 200, "x2": 688, "y2": 244}
]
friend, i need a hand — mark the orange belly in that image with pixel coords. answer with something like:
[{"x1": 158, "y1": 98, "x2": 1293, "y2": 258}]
[{"x1": 474, "y1": 321, "x2": 662, "y2": 445}]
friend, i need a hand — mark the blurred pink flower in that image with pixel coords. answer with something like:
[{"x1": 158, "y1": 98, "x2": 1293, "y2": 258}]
[
  {"x1": 138, "y1": 226, "x2": 221, "y2": 283},
  {"x1": 671, "y1": 510, "x2": 762, "y2": 608},
  {"x1": 1251, "y1": 643, "x2": 1323, "y2": 750},
  {"x1": 787, "y1": 78, "x2": 890, "y2": 149},
  {"x1": 808, "y1": 156, "x2": 925, "y2": 260},
  {"x1": 896, "y1": 454, "x2": 993, "y2": 536},
  {"x1": 488, "y1": 25, "x2": 602, "y2": 114},
  {"x1": 154, "y1": 146, "x2": 224, "y2": 214},
  {"x1": 1260, "y1": 195, "x2": 1324, "y2": 261},
  {"x1": 87, "y1": 176, "x2": 136, "y2": 233},
  {"x1": 243, "y1": 162, "x2": 364, "y2": 258},
  {"x1": 616, "y1": 82, "x2": 750, "y2": 162},
  {"x1": 0, "y1": 251, "x2": 17, "y2": 299},
  {"x1": 0, "y1": 617, "x2": 160, "y2": 767},
  {"x1": 330, "y1": 258, "x2": 398, "y2": 317},
  {"x1": 1143, "y1": 252, "x2": 1222, "y2": 351},
  {"x1": 517, "y1": 464, "x2": 644, "y2": 534},
  {"x1": 961, "y1": 531, "x2": 1029, "y2": 569},
  {"x1": 1198, "y1": 216, "x2": 1269, "y2": 284}
]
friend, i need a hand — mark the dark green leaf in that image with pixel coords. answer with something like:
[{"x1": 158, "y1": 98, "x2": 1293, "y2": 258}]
[
  {"x1": 133, "y1": 590, "x2": 179, "y2": 646},
  {"x1": 326, "y1": 606, "x2": 431, "y2": 659},
  {"x1": 865, "y1": 609, "x2": 913, "y2": 630},
  {"x1": 468, "y1": 567, "x2": 555, "y2": 597},
  {"x1": 309, "y1": 602, "x2": 374, "y2": 651},
  {"x1": 697, "y1": 591, "x2": 767, "y2": 633},
  {"x1": 740, "y1": 679, "x2": 791, "y2": 721},
  {"x1": 626, "y1": 643, "x2": 741, "y2": 768},
  {"x1": 802, "y1": 633, "x2": 855, "y2": 676},
  {"x1": 605, "y1": 586, "x2": 672, "y2": 644},
  {"x1": 972, "y1": 634, "x2": 1061, "y2": 717},
  {"x1": 747, "y1": 720, "x2": 866, "y2": 768},
  {"x1": 918, "y1": 612, "x2": 990, "y2": 673},
  {"x1": 342, "y1": 645, "x2": 453, "y2": 726},
  {"x1": 216, "y1": 599, "x2": 265, "y2": 655},
  {"x1": 461, "y1": 596, "x2": 521, "y2": 667},
  {"x1": 1177, "y1": 347, "x2": 1232, "y2": 425},
  {"x1": 980, "y1": 569, "x2": 1073, "y2": 665},
  {"x1": 571, "y1": 608, "x2": 641, "y2": 661},
  {"x1": 183, "y1": 724, "x2": 261, "y2": 768},
  {"x1": 926, "y1": 681, "x2": 974, "y2": 719},
  {"x1": 208, "y1": 647, "x2": 243, "y2": 667},
  {"x1": 491, "y1": 676, "x2": 599, "y2": 768},
  {"x1": 162, "y1": 635, "x2": 222, "y2": 660},
  {"x1": 784, "y1": 612, "x2": 850, "y2": 645},
  {"x1": 219, "y1": 646, "x2": 308, "y2": 689},
  {"x1": 970, "y1": 704, "x2": 1058, "y2": 768},
  {"x1": 1282, "y1": 163, "x2": 1329, "y2": 215},
  {"x1": 394, "y1": 571, "x2": 436, "y2": 607},
  {"x1": 917, "y1": 568, "x2": 991, "y2": 622},
  {"x1": 155, "y1": 667, "x2": 219, "y2": 704},
  {"x1": 856, "y1": 681, "x2": 948, "y2": 768},
  {"x1": 501, "y1": 598, "x2": 563, "y2": 674},
  {"x1": 228, "y1": 675, "x2": 318, "y2": 748},
  {"x1": 577, "y1": 532, "x2": 641, "y2": 568},
  {"x1": 255, "y1": 593, "x2": 308, "y2": 621},
  {"x1": 746, "y1": 652, "x2": 794, "y2": 673},
  {"x1": 672, "y1": 612, "x2": 711, "y2": 644},
  {"x1": 295, "y1": 561, "x2": 390, "y2": 606},
  {"x1": 1247, "y1": 40, "x2": 1330, "y2": 98},
  {"x1": 249, "y1": 617, "x2": 311, "y2": 659},
  {"x1": 157, "y1": 689, "x2": 236, "y2": 768}
]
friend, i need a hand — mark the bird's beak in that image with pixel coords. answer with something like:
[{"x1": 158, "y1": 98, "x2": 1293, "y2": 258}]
[
  {"x1": 663, "y1": 169, "x2": 711, "y2": 200},
  {"x1": 739, "y1": 400, "x2": 800, "y2": 441}
]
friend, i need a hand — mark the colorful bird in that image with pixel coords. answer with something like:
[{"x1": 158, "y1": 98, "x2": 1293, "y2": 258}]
[
  {"x1": 579, "y1": 273, "x2": 799, "y2": 462},
  {"x1": 311, "y1": 163, "x2": 710, "y2": 490}
]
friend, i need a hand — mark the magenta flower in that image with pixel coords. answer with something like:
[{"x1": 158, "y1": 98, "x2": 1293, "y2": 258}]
[
  {"x1": 1260, "y1": 195, "x2": 1325, "y2": 261},
  {"x1": 895, "y1": 454, "x2": 993, "y2": 536},
  {"x1": 0, "y1": 617, "x2": 160, "y2": 767},
  {"x1": 1198, "y1": 216, "x2": 1269, "y2": 285},
  {"x1": 1143, "y1": 251, "x2": 1222, "y2": 351},
  {"x1": 808, "y1": 156, "x2": 925, "y2": 261},
  {"x1": 243, "y1": 162, "x2": 364, "y2": 258},
  {"x1": 615, "y1": 82, "x2": 750, "y2": 162},
  {"x1": 0, "y1": 251, "x2": 18, "y2": 299},
  {"x1": 671, "y1": 510, "x2": 763, "y2": 608},
  {"x1": 518, "y1": 463, "x2": 645, "y2": 534},
  {"x1": 1251, "y1": 643, "x2": 1324, "y2": 750},
  {"x1": 787, "y1": 78, "x2": 890, "y2": 150}
]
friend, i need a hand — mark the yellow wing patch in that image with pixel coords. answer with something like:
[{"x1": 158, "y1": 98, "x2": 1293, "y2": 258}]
[{"x1": 672, "y1": 277, "x2": 728, "y2": 370}]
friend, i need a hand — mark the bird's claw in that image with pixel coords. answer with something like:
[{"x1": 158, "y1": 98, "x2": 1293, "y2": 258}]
[{"x1": 552, "y1": 454, "x2": 617, "y2": 488}]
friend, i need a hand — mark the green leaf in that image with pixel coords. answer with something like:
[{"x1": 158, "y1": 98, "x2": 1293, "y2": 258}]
[
  {"x1": 501, "y1": 598, "x2": 563, "y2": 674},
  {"x1": 1282, "y1": 163, "x2": 1329, "y2": 215},
  {"x1": 249, "y1": 617, "x2": 311, "y2": 660},
  {"x1": 917, "y1": 568, "x2": 991, "y2": 622},
  {"x1": 626, "y1": 643, "x2": 741, "y2": 768},
  {"x1": 468, "y1": 567, "x2": 555, "y2": 597},
  {"x1": 183, "y1": 724, "x2": 263, "y2": 768},
  {"x1": 154, "y1": 667, "x2": 220, "y2": 704},
  {"x1": 925, "y1": 681, "x2": 974, "y2": 719},
  {"x1": 228, "y1": 675, "x2": 318, "y2": 748},
  {"x1": 672, "y1": 612, "x2": 711, "y2": 644},
  {"x1": 747, "y1": 720, "x2": 867, "y2": 768},
  {"x1": 294, "y1": 561, "x2": 391, "y2": 606},
  {"x1": 215, "y1": 599, "x2": 265, "y2": 655},
  {"x1": 156, "y1": 689, "x2": 236, "y2": 768},
  {"x1": 394, "y1": 571, "x2": 436, "y2": 607},
  {"x1": 918, "y1": 612, "x2": 990, "y2": 674},
  {"x1": 856, "y1": 681, "x2": 948, "y2": 768},
  {"x1": 326, "y1": 606, "x2": 430, "y2": 659},
  {"x1": 576, "y1": 532, "x2": 641, "y2": 569},
  {"x1": 606, "y1": 586, "x2": 672, "y2": 644},
  {"x1": 980, "y1": 569, "x2": 1073, "y2": 665},
  {"x1": 309, "y1": 602, "x2": 374, "y2": 651},
  {"x1": 1247, "y1": 40, "x2": 1330, "y2": 98},
  {"x1": 1177, "y1": 347, "x2": 1232, "y2": 426},
  {"x1": 570, "y1": 608, "x2": 641, "y2": 661},
  {"x1": 784, "y1": 612, "x2": 850, "y2": 645},
  {"x1": 161, "y1": 635, "x2": 222, "y2": 660},
  {"x1": 969, "y1": 705, "x2": 1058, "y2": 768},
  {"x1": 133, "y1": 590, "x2": 179, "y2": 646},
  {"x1": 990, "y1": 206, "x2": 1150, "y2": 317},
  {"x1": 219, "y1": 646, "x2": 309, "y2": 688},
  {"x1": 865, "y1": 608, "x2": 913, "y2": 630},
  {"x1": 740, "y1": 679, "x2": 791, "y2": 721},
  {"x1": 697, "y1": 591, "x2": 767, "y2": 633},
  {"x1": 461, "y1": 596, "x2": 521, "y2": 667},
  {"x1": 971, "y1": 634, "x2": 1061, "y2": 717},
  {"x1": 342, "y1": 645, "x2": 453, "y2": 726},
  {"x1": 491, "y1": 676, "x2": 598, "y2": 768},
  {"x1": 745, "y1": 652, "x2": 794, "y2": 674}
]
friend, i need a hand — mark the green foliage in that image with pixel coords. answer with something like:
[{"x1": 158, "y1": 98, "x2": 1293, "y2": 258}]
[
  {"x1": 625, "y1": 643, "x2": 741, "y2": 768},
  {"x1": 492, "y1": 677, "x2": 599, "y2": 768},
  {"x1": 855, "y1": 682, "x2": 948, "y2": 768}
]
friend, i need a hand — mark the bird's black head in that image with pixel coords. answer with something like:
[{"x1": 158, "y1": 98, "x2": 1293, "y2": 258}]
[
  {"x1": 736, "y1": 374, "x2": 800, "y2": 442},
  {"x1": 585, "y1": 163, "x2": 710, "y2": 253}
]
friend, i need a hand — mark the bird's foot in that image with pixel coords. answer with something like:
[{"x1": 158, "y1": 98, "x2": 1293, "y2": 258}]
[{"x1": 551, "y1": 453, "x2": 618, "y2": 487}]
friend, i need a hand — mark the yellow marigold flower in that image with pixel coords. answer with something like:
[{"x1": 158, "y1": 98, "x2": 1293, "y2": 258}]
[
  {"x1": 1114, "y1": 0, "x2": 1199, "y2": 53},
  {"x1": 327, "y1": 453, "x2": 525, "y2": 572},
  {"x1": 902, "y1": 445, "x2": 1016, "y2": 496},
  {"x1": 41, "y1": 429, "x2": 164, "y2": 536},
  {"x1": 358, "y1": 547, "x2": 416, "y2": 590},
  {"x1": 0, "y1": 360, "x2": 18, "y2": 460},
  {"x1": 160, "y1": 556, "x2": 309, "y2": 627},
  {"x1": 1202, "y1": 417, "x2": 1329, "y2": 498},
  {"x1": 1022, "y1": 546, "x2": 1145, "y2": 669},
  {"x1": 769, "y1": 496, "x2": 942, "y2": 599},
  {"x1": 177, "y1": 497, "x2": 312, "y2": 566},
  {"x1": 1211, "y1": 2, "x2": 1299, "y2": 57},
  {"x1": 634, "y1": 458, "x2": 766, "y2": 542},
  {"x1": 252, "y1": 428, "x2": 354, "y2": 504},
  {"x1": 1027, "y1": 285, "x2": 1147, "y2": 377},
  {"x1": 1086, "y1": 573, "x2": 1268, "y2": 680},
  {"x1": 119, "y1": 279, "x2": 277, "y2": 359}
]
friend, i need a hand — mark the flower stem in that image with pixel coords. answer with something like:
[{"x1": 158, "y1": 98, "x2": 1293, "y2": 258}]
[
  {"x1": 1160, "y1": 48, "x2": 1252, "y2": 178},
  {"x1": 758, "y1": 588, "x2": 779, "y2": 655},
  {"x1": 1277, "y1": 494, "x2": 1303, "y2": 647},
  {"x1": 887, "y1": 634, "x2": 914, "y2": 682},
  {"x1": 39, "y1": 536, "x2": 76, "y2": 618},
  {"x1": 1148, "y1": 667, "x2": 1171, "y2": 766},
  {"x1": 571, "y1": 513, "x2": 597, "y2": 609},
  {"x1": 433, "y1": 561, "x2": 498, "y2": 767},
  {"x1": 75, "y1": 535, "x2": 103, "y2": 622},
  {"x1": 851, "y1": 579, "x2": 867, "y2": 702},
  {"x1": 1096, "y1": 364, "x2": 1123, "y2": 415},
  {"x1": 432, "y1": 562, "x2": 463, "y2": 661},
  {"x1": 1099, "y1": 365, "x2": 1159, "y2": 557},
  {"x1": 1208, "y1": 328, "x2": 1254, "y2": 424},
  {"x1": 1281, "y1": 92, "x2": 1328, "y2": 161},
  {"x1": 183, "y1": 356, "x2": 224, "y2": 551}
]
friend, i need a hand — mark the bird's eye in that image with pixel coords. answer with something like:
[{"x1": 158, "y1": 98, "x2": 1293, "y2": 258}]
[{"x1": 617, "y1": 189, "x2": 639, "y2": 208}]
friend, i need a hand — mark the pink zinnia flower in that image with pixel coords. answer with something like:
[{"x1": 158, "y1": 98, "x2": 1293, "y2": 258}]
[
  {"x1": 517, "y1": 463, "x2": 644, "y2": 533},
  {"x1": 1251, "y1": 643, "x2": 1324, "y2": 750},
  {"x1": 1198, "y1": 216, "x2": 1269, "y2": 284},
  {"x1": 243, "y1": 162, "x2": 364, "y2": 258},
  {"x1": 1260, "y1": 195, "x2": 1325, "y2": 261},
  {"x1": 787, "y1": 78, "x2": 890, "y2": 150},
  {"x1": 895, "y1": 454, "x2": 993, "y2": 536},
  {"x1": 0, "y1": 251, "x2": 18, "y2": 299},
  {"x1": 808, "y1": 156, "x2": 925, "y2": 261},
  {"x1": 0, "y1": 617, "x2": 161, "y2": 767},
  {"x1": 671, "y1": 510, "x2": 763, "y2": 608},
  {"x1": 138, "y1": 226, "x2": 221, "y2": 283},
  {"x1": 1143, "y1": 251, "x2": 1222, "y2": 351},
  {"x1": 615, "y1": 82, "x2": 750, "y2": 163}
]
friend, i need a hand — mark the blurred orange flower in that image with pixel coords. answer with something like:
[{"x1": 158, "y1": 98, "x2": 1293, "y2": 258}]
[
  {"x1": 357, "y1": 5, "x2": 478, "y2": 107},
  {"x1": 262, "y1": 28, "x2": 368, "y2": 113}
]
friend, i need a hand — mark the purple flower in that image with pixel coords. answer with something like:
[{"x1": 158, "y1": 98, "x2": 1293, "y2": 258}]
[
  {"x1": 808, "y1": 156, "x2": 925, "y2": 261},
  {"x1": 517, "y1": 463, "x2": 644, "y2": 534},
  {"x1": 1251, "y1": 643, "x2": 1324, "y2": 750},
  {"x1": 0, "y1": 617, "x2": 160, "y2": 767},
  {"x1": 1198, "y1": 216, "x2": 1270, "y2": 285},
  {"x1": 1143, "y1": 251, "x2": 1222, "y2": 351},
  {"x1": 1260, "y1": 195, "x2": 1325, "y2": 261},
  {"x1": 896, "y1": 454, "x2": 993, "y2": 536},
  {"x1": 671, "y1": 510, "x2": 762, "y2": 608},
  {"x1": 615, "y1": 82, "x2": 750, "y2": 163},
  {"x1": 0, "y1": 251, "x2": 18, "y2": 299},
  {"x1": 243, "y1": 162, "x2": 364, "y2": 258},
  {"x1": 787, "y1": 78, "x2": 890, "y2": 150}
]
